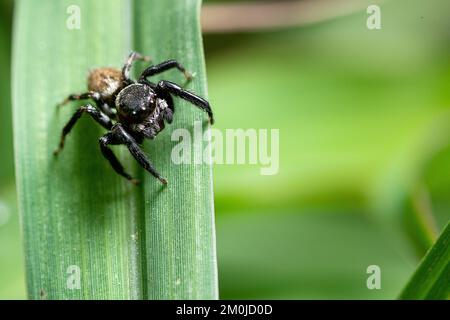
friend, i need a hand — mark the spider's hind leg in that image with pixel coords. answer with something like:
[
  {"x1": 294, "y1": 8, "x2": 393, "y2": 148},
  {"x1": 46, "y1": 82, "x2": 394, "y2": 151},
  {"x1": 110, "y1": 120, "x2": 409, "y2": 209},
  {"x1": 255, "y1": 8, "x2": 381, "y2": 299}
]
[
  {"x1": 57, "y1": 91, "x2": 101, "y2": 107},
  {"x1": 57, "y1": 91, "x2": 116, "y2": 118}
]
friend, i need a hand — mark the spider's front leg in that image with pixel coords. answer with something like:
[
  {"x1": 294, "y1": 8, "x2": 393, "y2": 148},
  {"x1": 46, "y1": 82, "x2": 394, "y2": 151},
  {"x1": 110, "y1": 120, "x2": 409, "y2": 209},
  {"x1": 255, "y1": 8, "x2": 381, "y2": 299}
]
[
  {"x1": 100, "y1": 124, "x2": 167, "y2": 185},
  {"x1": 54, "y1": 104, "x2": 113, "y2": 155},
  {"x1": 138, "y1": 59, "x2": 193, "y2": 84},
  {"x1": 99, "y1": 133, "x2": 139, "y2": 185},
  {"x1": 157, "y1": 80, "x2": 214, "y2": 124}
]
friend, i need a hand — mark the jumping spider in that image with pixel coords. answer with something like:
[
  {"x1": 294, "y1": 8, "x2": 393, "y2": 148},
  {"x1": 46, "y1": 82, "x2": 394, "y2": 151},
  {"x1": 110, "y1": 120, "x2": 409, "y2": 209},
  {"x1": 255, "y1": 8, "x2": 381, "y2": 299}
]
[{"x1": 54, "y1": 51, "x2": 214, "y2": 185}]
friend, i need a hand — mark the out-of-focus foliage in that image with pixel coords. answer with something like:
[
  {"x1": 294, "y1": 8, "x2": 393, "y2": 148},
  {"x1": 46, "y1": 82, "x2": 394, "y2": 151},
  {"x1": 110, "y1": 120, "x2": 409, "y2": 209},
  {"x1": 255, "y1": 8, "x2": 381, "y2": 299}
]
[
  {"x1": 0, "y1": 0, "x2": 26, "y2": 299},
  {"x1": 0, "y1": 186, "x2": 25, "y2": 299},
  {"x1": 0, "y1": 0, "x2": 13, "y2": 181},
  {"x1": 204, "y1": 0, "x2": 450, "y2": 298}
]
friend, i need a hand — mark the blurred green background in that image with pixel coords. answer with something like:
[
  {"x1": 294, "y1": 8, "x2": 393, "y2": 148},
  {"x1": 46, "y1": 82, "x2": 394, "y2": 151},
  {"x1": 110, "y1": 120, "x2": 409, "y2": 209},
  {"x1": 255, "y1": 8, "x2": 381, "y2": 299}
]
[{"x1": 1, "y1": 0, "x2": 449, "y2": 299}]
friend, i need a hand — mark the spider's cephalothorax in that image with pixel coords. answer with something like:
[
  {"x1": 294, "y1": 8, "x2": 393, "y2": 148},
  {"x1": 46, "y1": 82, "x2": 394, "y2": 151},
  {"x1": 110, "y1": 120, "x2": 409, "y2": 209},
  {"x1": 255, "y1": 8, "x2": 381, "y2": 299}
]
[{"x1": 54, "y1": 52, "x2": 214, "y2": 185}]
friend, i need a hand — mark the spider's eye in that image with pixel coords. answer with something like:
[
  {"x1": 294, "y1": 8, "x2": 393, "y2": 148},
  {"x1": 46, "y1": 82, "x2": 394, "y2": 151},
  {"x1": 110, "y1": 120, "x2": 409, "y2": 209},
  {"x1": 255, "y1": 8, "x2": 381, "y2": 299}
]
[{"x1": 116, "y1": 84, "x2": 155, "y2": 123}]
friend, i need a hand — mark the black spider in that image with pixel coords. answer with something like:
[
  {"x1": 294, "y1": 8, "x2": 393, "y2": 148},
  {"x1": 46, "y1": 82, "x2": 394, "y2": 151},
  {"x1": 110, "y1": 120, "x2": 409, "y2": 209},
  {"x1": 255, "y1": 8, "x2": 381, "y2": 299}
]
[{"x1": 54, "y1": 51, "x2": 214, "y2": 185}]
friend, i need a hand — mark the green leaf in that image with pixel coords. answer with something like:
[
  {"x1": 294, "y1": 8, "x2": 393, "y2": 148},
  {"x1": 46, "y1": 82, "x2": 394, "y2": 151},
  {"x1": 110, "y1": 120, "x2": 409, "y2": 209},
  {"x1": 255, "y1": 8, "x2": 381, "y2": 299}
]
[
  {"x1": 399, "y1": 221, "x2": 450, "y2": 300},
  {"x1": 133, "y1": 0, "x2": 218, "y2": 299},
  {"x1": 13, "y1": 0, "x2": 217, "y2": 299}
]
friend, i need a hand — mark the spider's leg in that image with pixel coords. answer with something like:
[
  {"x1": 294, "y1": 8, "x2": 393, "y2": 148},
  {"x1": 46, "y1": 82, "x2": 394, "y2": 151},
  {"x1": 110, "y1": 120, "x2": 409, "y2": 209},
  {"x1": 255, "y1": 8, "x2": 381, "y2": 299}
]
[
  {"x1": 99, "y1": 132, "x2": 139, "y2": 185},
  {"x1": 122, "y1": 51, "x2": 151, "y2": 82},
  {"x1": 138, "y1": 59, "x2": 193, "y2": 83},
  {"x1": 54, "y1": 104, "x2": 113, "y2": 155},
  {"x1": 157, "y1": 91, "x2": 174, "y2": 124},
  {"x1": 57, "y1": 91, "x2": 116, "y2": 119},
  {"x1": 109, "y1": 124, "x2": 167, "y2": 185},
  {"x1": 97, "y1": 101, "x2": 117, "y2": 119},
  {"x1": 57, "y1": 91, "x2": 101, "y2": 107},
  {"x1": 156, "y1": 80, "x2": 214, "y2": 124}
]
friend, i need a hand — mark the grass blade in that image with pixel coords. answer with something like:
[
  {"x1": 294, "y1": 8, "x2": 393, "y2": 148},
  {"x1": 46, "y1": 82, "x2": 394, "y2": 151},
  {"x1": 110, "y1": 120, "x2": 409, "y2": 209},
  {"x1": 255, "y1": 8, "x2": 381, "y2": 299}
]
[
  {"x1": 134, "y1": 0, "x2": 218, "y2": 299},
  {"x1": 13, "y1": 0, "x2": 142, "y2": 300},
  {"x1": 399, "y1": 221, "x2": 450, "y2": 299},
  {"x1": 13, "y1": 0, "x2": 217, "y2": 299}
]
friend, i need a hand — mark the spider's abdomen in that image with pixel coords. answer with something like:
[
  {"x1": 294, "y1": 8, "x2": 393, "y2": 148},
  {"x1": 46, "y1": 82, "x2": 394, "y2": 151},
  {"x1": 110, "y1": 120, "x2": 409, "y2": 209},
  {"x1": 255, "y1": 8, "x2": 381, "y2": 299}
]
[{"x1": 88, "y1": 67, "x2": 124, "y2": 102}]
